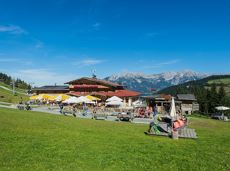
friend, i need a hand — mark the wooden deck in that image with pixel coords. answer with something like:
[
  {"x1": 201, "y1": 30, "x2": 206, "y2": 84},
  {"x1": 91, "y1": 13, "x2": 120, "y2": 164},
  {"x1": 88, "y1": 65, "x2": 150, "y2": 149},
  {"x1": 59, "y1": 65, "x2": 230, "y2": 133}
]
[
  {"x1": 178, "y1": 128, "x2": 198, "y2": 139},
  {"x1": 145, "y1": 131, "x2": 169, "y2": 137},
  {"x1": 132, "y1": 118, "x2": 154, "y2": 124},
  {"x1": 145, "y1": 127, "x2": 198, "y2": 139}
]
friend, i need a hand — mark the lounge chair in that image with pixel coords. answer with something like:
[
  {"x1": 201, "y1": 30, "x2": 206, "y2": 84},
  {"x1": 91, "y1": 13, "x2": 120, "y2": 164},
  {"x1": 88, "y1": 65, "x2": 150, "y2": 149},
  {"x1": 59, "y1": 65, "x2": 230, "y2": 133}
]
[{"x1": 145, "y1": 116, "x2": 197, "y2": 139}]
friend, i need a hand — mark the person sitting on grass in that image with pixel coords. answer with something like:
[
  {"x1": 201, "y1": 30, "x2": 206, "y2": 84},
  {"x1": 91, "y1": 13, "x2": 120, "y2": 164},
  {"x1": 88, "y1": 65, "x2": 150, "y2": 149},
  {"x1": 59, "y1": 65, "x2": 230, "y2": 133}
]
[{"x1": 148, "y1": 112, "x2": 162, "y2": 133}]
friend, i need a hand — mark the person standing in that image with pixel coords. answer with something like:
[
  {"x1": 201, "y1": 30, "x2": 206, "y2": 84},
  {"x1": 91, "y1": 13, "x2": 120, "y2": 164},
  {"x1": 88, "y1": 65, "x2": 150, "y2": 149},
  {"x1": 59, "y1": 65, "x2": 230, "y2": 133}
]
[
  {"x1": 59, "y1": 103, "x2": 64, "y2": 114},
  {"x1": 153, "y1": 105, "x2": 158, "y2": 117},
  {"x1": 72, "y1": 105, "x2": 77, "y2": 117}
]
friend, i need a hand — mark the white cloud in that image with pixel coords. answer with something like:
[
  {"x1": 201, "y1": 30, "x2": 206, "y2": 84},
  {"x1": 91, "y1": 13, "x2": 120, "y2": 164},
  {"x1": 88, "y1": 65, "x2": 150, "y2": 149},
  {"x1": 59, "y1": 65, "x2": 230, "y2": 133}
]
[
  {"x1": 0, "y1": 25, "x2": 27, "y2": 35},
  {"x1": 73, "y1": 59, "x2": 105, "y2": 67},
  {"x1": 144, "y1": 59, "x2": 180, "y2": 69},
  {"x1": 11, "y1": 69, "x2": 77, "y2": 86}
]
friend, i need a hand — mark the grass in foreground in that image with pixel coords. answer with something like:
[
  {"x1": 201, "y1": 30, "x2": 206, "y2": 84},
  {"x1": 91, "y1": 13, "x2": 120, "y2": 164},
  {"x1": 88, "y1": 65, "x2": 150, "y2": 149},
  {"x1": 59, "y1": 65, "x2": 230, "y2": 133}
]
[{"x1": 0, "y1": 108, "x2": 229, "y2": 171}]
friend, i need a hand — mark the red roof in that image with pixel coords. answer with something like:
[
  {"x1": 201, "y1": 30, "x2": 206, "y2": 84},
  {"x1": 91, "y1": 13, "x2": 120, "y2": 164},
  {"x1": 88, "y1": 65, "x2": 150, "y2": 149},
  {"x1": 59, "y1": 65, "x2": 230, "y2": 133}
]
[
  {"x1": 70, "y1": 85, "x2": 109, "y2": 89},
  {"x1": 68, "y1": 90, "x2": 140, "y2": 98},
  {"x1": 96, "y1": 90, "x2": 140, "y2": 97},
  {"x1": 65, "y1": 77, "x2": 122, "y2": 88},
  {"x1": 67, "y1": 92, "x2": 91, "y2": 97}
]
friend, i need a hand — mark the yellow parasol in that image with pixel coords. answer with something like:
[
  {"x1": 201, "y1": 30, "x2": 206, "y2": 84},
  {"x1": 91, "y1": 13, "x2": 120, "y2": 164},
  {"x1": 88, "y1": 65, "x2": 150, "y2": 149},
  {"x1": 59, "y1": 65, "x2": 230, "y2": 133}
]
[
  {"x1": 55, "y1": 94, "x2": 70, "y2": 101},
  {"x1": 29, "y1": 95, "x2": 39, "y2": 100},
  {"x1": 37, "y1": 94, "x2": 52, "y2": 100},
  {"x1": 85, "y1": 95, "x2": 101, "y2": 101},
  {"x1": 47, "y1": 95, "x2": 59, "y2": 101}
]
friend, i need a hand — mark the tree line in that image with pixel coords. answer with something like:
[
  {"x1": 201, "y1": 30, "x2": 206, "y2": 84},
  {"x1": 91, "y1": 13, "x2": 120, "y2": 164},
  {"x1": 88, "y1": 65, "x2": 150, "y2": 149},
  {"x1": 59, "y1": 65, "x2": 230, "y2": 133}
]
[
  {"x1": 0, "y1": 72, "x2": 31, "y2": 90},
  {"x1": 160, "y1": 82, "x2": 230, "y2": 117}
]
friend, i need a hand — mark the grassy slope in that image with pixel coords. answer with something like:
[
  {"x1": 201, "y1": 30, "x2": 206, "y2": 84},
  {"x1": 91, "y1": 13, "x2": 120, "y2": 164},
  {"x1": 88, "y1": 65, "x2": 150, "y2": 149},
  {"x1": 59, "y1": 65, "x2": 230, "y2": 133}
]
[
  {"x1": 0, "y1": 108, "x2": 229, "y2": 171},
  {"x1": 207, "y1": 78, "x2": 230, "y2": 95},
  {"x1": 208, "y1": 78, "x2": 230, "y2": 85},
  {"x1": 0, "y1": 83, "x2": 28, "y2": 103},
  {"x1": 0, "y1": 82, "x2": 27, "y2": 94}
]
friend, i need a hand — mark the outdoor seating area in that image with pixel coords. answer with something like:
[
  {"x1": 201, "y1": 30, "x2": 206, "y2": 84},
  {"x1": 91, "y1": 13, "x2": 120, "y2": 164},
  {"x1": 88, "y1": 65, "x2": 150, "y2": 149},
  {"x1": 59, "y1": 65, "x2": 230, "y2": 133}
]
[
  {"x1": 27, "y1": 93, "x2": 157, "y2": 123},
  {"x1": 212, "y1": 106, "x2": 230, "y2": 121}
]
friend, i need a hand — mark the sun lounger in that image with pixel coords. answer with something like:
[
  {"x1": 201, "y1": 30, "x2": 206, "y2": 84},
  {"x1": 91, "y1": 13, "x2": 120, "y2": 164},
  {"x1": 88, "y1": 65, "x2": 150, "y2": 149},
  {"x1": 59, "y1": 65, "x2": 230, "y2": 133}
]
[{"x1": 146, "y1": 117, "x2": 198, "y2": 139}]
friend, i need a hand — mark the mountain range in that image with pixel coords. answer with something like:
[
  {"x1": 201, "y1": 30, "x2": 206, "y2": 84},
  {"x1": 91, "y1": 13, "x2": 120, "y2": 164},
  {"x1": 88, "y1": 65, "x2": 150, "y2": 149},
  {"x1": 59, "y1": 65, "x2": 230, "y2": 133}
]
[{"x1": 105, "y1": 71, "x2": 209, "y2": 93}]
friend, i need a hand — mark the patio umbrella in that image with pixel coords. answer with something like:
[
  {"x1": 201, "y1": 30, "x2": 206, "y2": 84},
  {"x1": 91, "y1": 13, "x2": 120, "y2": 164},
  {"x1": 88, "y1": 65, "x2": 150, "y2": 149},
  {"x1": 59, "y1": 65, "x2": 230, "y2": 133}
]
[
  {"x1": 215, "y1": 106, "x2": 230, "y2": 119},
  {"x1": 106, "y1": 100, "x2": 123, "y2": 106},
  {"x1": 62, "y1": 96, "x2": 79, "y2": 104},
  {"x1": 85, "y1": 95, "x2": 101, "y2": 101},
  {"x1": 215, "y1": 106, "x2": 230, "y2": 111},
  {"x1": 77, "y1": 96, "x2": 94, "y2": 104},
  {"x1": 55, "y1": 94, "x2": 70, "y2": 102},
  {"x1": 106, "y1": 96, "x2": 123, "y2": 102},
  {"x1": 132, "y1": 99, "x2": 146, "y2": 107},
  {"x1": 37, "y1": 94, "x2": 51, "y2": 100},
  {"x1": 47, "y1": 95, "x2": 58, "y2": 101},
  {"x1": 29, "y1": 95, "x2": 39, "y2": 100},
  {"x1": 169, "y1": 97, "x2": 177, "y2": 119}
]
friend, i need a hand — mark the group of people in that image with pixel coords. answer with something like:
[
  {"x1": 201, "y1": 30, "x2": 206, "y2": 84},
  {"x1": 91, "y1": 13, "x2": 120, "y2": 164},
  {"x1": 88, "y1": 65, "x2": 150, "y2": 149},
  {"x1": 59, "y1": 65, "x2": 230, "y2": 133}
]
[
  {"x1": 57, "y1": 102, "x2": 160, "y2": 119},
  {"x1": 136, "y1": 106, "x2": 158, "y2": 118},
  {"x1": 58, "y1": 102, "x2": 90, "y2": 116},
  {"x1": 17, "y1": 100, "x2": 32, "y2": 111}
]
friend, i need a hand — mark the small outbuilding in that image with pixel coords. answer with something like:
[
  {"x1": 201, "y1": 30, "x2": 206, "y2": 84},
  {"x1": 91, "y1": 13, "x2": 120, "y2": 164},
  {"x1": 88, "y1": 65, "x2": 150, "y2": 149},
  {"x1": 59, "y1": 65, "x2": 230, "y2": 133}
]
[{"x1": 177, "y1": 94, "x2": 199, "y2": 115}]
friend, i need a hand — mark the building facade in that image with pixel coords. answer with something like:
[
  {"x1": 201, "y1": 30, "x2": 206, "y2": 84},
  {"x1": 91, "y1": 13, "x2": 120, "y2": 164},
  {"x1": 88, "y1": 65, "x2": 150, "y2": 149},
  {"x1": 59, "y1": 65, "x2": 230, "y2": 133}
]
[
  {"x1": 142, "y1": 94, "x2": 199, "y2": 115},
  {"x1": 32, "y1": 85, "x2": 69, "y2": 94},
  {"x1": 66, "y1": 77, "x2": 140, "y2": 107},
  {"x1": 177, "y1": 94, "x2": 199, "y2": 115}
]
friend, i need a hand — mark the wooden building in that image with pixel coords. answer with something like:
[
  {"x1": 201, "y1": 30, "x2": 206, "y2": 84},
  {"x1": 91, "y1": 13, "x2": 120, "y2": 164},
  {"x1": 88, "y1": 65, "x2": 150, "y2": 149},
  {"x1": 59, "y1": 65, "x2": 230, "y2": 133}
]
[
  {"x1": 32, "y1": 85, "x2": 69, "y2": 94},
  {"x1": 176, "y1": 94, "x2": 199, "y2": 115},
  {"x1": 142, "y1": 93, "x2": 199, "y2": 115},
  {"x1": 142, "y1": 94, "x2": 174, "y2": 114},
  {"x1": 66, "y1": 77, "x2": 140, "y2": 107}
]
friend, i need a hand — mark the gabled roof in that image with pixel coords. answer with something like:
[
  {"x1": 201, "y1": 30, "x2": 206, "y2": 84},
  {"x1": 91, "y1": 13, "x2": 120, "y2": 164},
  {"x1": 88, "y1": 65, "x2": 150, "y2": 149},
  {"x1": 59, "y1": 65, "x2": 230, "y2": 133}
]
[
  {"x1": 141, "y1": 94, "x2": 172, "y2": 101},
  {"x1": 177, "y1": 94, "x2": 196, "y2": 101},
  {"x1": 33, "y1": 85, "x2": 69, "y2": 91},
  {"x1": 65, "y1": 77, "x2": 122, "y2": 88},
  {"x1": 69, "y1": 85, "x2": 109, "y2": 89}
]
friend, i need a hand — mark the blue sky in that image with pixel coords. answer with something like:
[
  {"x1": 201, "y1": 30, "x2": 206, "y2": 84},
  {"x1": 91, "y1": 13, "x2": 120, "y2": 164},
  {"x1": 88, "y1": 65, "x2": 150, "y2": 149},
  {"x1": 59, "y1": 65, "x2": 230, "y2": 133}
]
[{"x1": 0, "y1": 0, "x2": 230, "y2": 85}]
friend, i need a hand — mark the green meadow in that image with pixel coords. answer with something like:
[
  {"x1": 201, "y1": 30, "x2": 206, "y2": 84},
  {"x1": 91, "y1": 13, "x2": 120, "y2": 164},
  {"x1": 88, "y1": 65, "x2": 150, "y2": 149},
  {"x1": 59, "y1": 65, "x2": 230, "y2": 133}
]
[
  {"x1": 0, "y1": 82, "x2": 29, "y2": 103},
  {"x1": 0, "y1": 108, "x2": 229, "y2": 171},
  {"x1": 208, "y1": 78, "x2": 230, "y2": 95}
]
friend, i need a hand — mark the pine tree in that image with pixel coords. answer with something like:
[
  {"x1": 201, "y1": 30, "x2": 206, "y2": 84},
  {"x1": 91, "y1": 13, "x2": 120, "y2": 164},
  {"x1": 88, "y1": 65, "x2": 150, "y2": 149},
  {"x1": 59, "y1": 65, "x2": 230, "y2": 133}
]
[
  {"x1": 218, "y1": 84, "x2": 226, "y2": 105},
  {"x1": 0, "y1": 72, "x2": 31, "y2": 90},
  {"x1": 209, "y1": 83, "x2": 219, "y2": 113},
  {"x1": 205, "y1": 89, "x2": 211, "y2": 114}
]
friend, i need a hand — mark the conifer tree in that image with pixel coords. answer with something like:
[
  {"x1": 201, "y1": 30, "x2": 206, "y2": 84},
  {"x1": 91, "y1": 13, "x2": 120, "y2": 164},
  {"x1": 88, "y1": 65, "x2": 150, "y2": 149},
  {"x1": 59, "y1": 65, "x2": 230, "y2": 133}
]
[
  {"x1": 209, "y1": 84, "x2": 219, "y2": 113},
  {"x1": 218, "y1": 84, "x2": 226, "y2": 105}
]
